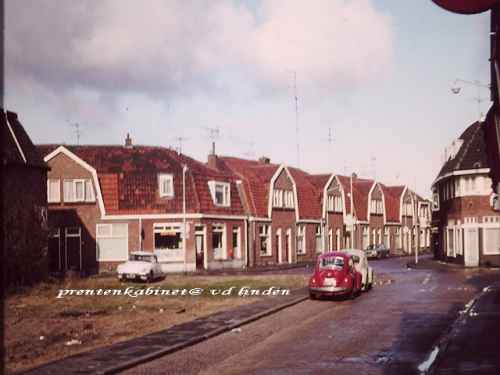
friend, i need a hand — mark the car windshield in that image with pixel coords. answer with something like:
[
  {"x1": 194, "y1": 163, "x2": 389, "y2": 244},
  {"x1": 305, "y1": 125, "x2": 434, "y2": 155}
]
[
  {"x1": 130, "y1": 254, "x2": 153, "y2": 262},
  {"x1": 319, "y1": 256, "x2": 344, "y2": 270}
]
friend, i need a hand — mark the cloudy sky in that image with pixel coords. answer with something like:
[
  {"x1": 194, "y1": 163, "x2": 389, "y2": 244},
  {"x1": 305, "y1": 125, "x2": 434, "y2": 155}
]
[{"x1": 5, "y1": 0, "x2": 491, "y2": 197}]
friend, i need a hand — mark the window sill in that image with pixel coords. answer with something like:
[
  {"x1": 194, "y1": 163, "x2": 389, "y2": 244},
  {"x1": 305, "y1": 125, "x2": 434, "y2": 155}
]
[{"x1": 260, "y1": 254, "x2": 273, "y2": 257}]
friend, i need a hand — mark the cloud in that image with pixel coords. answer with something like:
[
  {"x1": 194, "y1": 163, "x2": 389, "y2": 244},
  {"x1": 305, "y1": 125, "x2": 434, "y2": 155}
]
[{"x1": 5, "y1": 0, "x2": 394, "y2": 98}]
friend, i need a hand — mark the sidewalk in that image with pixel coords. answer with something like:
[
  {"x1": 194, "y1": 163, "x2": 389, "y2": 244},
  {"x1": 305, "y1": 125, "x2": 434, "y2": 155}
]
[
  {"x1": 428, "y1": 282, "x2": 500, "y2": 375},
  {"x1": 21, "y1": 288, "x2": 308, "y2": 375}
]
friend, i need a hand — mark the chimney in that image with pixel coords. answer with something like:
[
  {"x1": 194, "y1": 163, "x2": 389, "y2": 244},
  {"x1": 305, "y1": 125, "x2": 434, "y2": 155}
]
[
  {"x1": 258, "y1": 156, "x2": 270, "y2": 164},
  {"x1": 125, "y1": 133, "x2": 133, "y2": 148}
]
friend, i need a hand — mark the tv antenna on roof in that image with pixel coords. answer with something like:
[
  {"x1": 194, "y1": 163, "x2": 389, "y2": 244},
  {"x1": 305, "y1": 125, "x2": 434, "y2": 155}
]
[
  {"x1": 69, "y1": 122, "x2": 82, "y2": 145},
  {"x1": 173, "y1": 136, "x2": 188, "y2": 154},
  {"x1": 203, "y1": 126, "x2": 220, "y2": 154}
]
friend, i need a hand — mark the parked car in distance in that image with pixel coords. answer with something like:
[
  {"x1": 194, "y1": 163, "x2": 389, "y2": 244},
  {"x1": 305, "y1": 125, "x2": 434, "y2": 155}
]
[
  {"x1": 341, "y1": 248, "x2": 374, "y2": 291},
  {"x1": 365, "y1": 244, "x2": 390, "y2": 259},
  {"x1": 309, "y1": 251, "x2": 362, "y2": 300},
  {"x1": 117, "y1": 251, "x2": 163, "y2": 282}
]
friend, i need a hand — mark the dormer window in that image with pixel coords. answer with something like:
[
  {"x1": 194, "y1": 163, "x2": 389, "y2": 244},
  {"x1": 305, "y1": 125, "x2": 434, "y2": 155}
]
[
  {"x1": 63, "y1": 179, "x2": 95, "y2": 202},
  {"x1": 158, "y1": 174, "x2": 174, "y2": 197},
  {"x1": 370, "y1": 199, "x2": 383, "y2": 215},
  {"x1": 273, "y1": 189, "x2": 284, "y2": 207},
  {"x1": 208, "y1": 181, "x2": 231, "y2": 207},
  {"x1": 284, "y1": 190, "x2": 294, "y2": 208}
]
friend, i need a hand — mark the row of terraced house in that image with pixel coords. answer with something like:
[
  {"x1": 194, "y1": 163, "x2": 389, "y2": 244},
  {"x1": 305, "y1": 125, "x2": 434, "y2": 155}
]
[{"x1": 37, "y1": 134, "x2": 432, "y2": 275}]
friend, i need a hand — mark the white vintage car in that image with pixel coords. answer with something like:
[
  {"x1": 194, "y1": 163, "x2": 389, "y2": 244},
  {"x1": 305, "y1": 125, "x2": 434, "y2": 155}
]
[
  {"x1": 341, "y1": 248, "x2": 374, "y2": 291},
  {"x1": 117, "y1": 251, "x2": 163, "y2": 282}
]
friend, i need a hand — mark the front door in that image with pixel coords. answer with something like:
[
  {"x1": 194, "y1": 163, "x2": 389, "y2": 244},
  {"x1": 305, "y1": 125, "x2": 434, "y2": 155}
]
[
  {"x1": 465, "y1": 228, "x2": 479, "y2": 267},
  {"x1": 195, "y1": 234, "x2": 204, "y2": 270},
  {"x1": 65, "y1": 227, "x2": 81, "y2": 271}
]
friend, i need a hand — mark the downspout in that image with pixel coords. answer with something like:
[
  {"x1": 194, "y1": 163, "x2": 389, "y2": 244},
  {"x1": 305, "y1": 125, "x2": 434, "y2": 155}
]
[
  {"x1": 244, "y1": 216, "x2": 249, "y2": 268},
  {"x1": 138, "y1": 217, "x2": 142, "y2": 250}
]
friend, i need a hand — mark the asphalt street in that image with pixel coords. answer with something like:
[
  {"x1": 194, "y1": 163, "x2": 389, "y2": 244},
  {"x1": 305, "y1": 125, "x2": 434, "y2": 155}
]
[{"x1": 121, "y1": 256, "x2": 500, "y2": 375}]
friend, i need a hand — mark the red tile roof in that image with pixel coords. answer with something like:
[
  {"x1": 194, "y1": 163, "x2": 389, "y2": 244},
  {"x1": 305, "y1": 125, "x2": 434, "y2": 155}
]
[
  {"x1": 37, "y1": 145, "x2": 246, "y2": 216},
  {"x1": 218, "y1": 156, "x2": 280, "y2": 217},
  {"x1": 380, "y1": 185, "x2": 405, "y2": 223},
  {"x1": 352, "y1": 178, "x2": 375, "y2": 221},
  {"x1": 288, "y1": 168, "x2": 323, "y2": 220}
]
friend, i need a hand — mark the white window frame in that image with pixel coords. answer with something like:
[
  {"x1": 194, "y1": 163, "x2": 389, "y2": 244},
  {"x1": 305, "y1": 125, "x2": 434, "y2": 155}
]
[
  {"x1": 47, "y1": 178, "x2": 61, "y2": 203},
  {"x1": 315, "y1": 225, "x2": 322, "y2": 253},
  {"x1": 259, "y1": 224, "x2": 271, "y2": 256},
  {"x1": 363, "y1": 226, "x2": 369, "y2": 249},
  {"x1": 296, "y1": 225, "x2": 306, "y2": 255},
  {"x1": 284, "y1": 190, "x2": 294, "y2": 208},
  {"x1": 212, "y1": 223, "x2": 227, "y2": 259},
  {"x1": 327, "y1": 196, "x2": 334, "y2": 211},
  {"x1": 63, "y1": 178, "x2": 94, "y2": 203},
  {"x1": 208, "y1": 181, "x2": 231, "y2": 207},
  {"x1": 482, "y1": 220, "x2": 500, "y2": 255},
  {"x1": 158, "y1": 173, "x2": 174, "y2": 198},
  {"x1": 273, "y1": 189, "x2": 284, "y2": 207},
  {"x1": 96, "y1": 223, "x2": 129, "y2": 261}
]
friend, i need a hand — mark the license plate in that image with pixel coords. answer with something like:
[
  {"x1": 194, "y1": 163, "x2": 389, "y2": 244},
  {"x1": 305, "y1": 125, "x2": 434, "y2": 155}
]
[{"x1": 324, "y1": 278, "x2": 336, "y2": 286}]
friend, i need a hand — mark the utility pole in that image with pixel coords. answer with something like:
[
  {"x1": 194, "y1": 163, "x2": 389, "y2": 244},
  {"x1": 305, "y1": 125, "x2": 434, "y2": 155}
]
[{"x1": 293, "y1": 71, "x2": 300, "y2": 168}]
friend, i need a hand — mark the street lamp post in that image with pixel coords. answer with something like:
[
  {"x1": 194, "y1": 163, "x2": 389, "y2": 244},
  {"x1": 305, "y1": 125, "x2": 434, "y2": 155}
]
[
  {"x1": 451, "y1": 78, "x2": 491, "y2": 121},
  {"x1": 182, "y1": 164, "x2": 188, "y2": 274}
]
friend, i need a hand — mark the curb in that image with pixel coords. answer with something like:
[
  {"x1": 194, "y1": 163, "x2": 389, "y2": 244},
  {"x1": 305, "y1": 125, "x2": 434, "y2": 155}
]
[{"x1": 95, "y1": 293, "x2": 309, "y2": 375}]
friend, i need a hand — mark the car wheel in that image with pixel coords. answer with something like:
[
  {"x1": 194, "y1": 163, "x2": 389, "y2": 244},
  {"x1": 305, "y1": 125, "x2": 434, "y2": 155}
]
[
  {"x1": 147, "y1": 271, "x2": 154, "y2": 282},
  {"x1": 309, "y1": 292, "x2": 317, "y2": 300}
]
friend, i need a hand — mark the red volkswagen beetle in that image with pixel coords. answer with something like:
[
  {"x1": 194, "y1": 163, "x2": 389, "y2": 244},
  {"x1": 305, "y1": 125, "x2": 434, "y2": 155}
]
[{"x1": 308, "y1": 251, "x2": 363, "y2": 300}]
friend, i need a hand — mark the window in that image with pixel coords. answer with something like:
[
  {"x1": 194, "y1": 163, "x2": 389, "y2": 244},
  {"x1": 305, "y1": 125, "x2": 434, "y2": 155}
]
[
  {"x1": 362, "y1": 227, "x2": 369, "y2": 249},
  {"x1": 63, "y1": 179, "x2": 95, "y2": 202},
  {"x1": 402, "y1": 202, "x2": 412, "y2": 216},
  {"x1": 259, "y1": 225, "x2": 271, "y2": 256},
  {"x1": 273, "y1": 189, "x2": 284, "y2": 207},
  {"x1": 483, "y1": 227, "x2": 500, "y2": 255},
  {"x1": 212, "y1": 224, "x2": 226, "y2": 259},
  {"x1": 396, "y1": 228, "x2": 401, "y2": 248},
  {"x1": 154, "y1": 224, "x2": 182, "y2": 250},
  {"x1": 371, "y1": 199, "x2": 383, "y2": 215},
  {"x1": 384, "y1": 227, "x2": 390, "y2": 248},
  {"x1": 334, "y1": 196, "x2": 343, "y2": 212},
  {"x1": 96, "y1": 223, "x2": 128, "y2": 261},
  {"x1": 47, "y1": 179, "x2": 61, "y2": 203},
  {"x1": 208, "y1": 181, "x2": 231, "y2": 207},
  {"x1": 158, "y1": 174, "x2": 174, "y2": 197},
  {"x1": 432, "y1": 191, "x2": 440, "y2": 211},
  {"x1": 328, "y1": 195, "x2": 343, "y2": 212},
  {"x1": 232, "y1": 227, "x2": 241, "y2": 258},
  {"x1": 315, "y1": 225, "x2": 322, "y2": 253},
  {"x1": 447, "y1": 228, "x2": 455, "y2": 257},
  {"x1": 284, "y1": 191, "x2": 294, "y2": 208},
  {"x1": 297, "y1": 225, "x2": 306, "y2": 255},
  {"x1": 327, "y1": 196, "x2": 334, "y2": 211}
]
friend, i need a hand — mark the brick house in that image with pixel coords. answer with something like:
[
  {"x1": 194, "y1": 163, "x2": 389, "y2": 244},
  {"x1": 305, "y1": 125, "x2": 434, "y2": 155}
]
[
  {"x1": 2, "y1": 109, "x2": 49, "y2": 285},
  {"x1": 217, "y1": 156, "x2": 300, "y2": 267},
  {"x1": 432, "y1": 0, "x2": 500, "y2": 205},
  {"x1": 380, "y1": 185, "x2": 405, "y2": 253},
  {"x1": 314, "y1": 174, "x2": 350, "y2": 251},
  {"x1": 288, "y1": 167, "x2": 324, "y2": 262},
  {"x1": 38, "y1": 139, "x2": 249, "y2": 274},
  {"x1": 431, "y1": 121, "x2": 500, "y2": 266}
]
